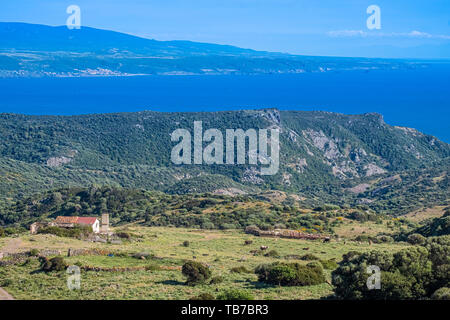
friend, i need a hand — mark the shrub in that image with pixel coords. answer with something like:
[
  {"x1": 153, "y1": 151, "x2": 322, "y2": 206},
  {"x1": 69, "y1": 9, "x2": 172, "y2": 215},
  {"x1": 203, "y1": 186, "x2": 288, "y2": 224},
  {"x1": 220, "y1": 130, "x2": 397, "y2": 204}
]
[
  {"x1": 407, "y1": 233, "x2": 426, "y2": 245},
  {"x1": 1, "y1": 227, "x2": 27, "y2": 236},
  {"x1": 38, "y1": 225, "x2": 92, "y2": 239},
  {"x1": 182, "y1": 261, "x2": 212, "y2": 285},
  {"x1": 182, "y1": 240, "x2": 190, "y2": 247},
  {"x1": 191, "y1": 293, "x2": 216, "y2": 300},
  {"x1": 376, "y1": 235, "x2": 394, "y2": 243},
  {"x1": 255, "y1": 262, "x2": 325, "y2": 286},
  {"x1": 431, "y1": 287, "x2": 450, "y2": 300},
  {"x1": 116, "y1": 232, "x2": 131, "y2": 239},
  {"x1": 230, "y1": 266, "x2": 252, "y2": 274},
  {"x1": 332, "y1": 240, "x2": 450, "y2": 300},
  {"x1": 320, "y1": 259, "x2": 338, "y2": 270},
  {"x1": 245, "y1": 225, "x2": 260, "y2": 235},
  {"x1": 209, "y1": 276, "x2": 224, "y2": 285},
  {"x1": 202, "y1": 222, "x2": 215, "y2": 230},
  {"x1": 264, "y1": 250, "x2": 280, "y2": 258},
  {"x1": 220, "y1": 223, "x2": 237, "y2": 230},
  {"x1": 29, "y1": 249, "x2": 39, "y2": 257},
  {"x1": 1, "y1": 279, "x2": 12, "y2": 287},
  {"x1": 40, "y1": 256, "x2": 67, "y2": 272},
  {"x1": 216, "y1": 289, "x2": 254, "y2": 300},
  {"x1": 300, "y1": 253, "x2": 320, "y2": 261}
]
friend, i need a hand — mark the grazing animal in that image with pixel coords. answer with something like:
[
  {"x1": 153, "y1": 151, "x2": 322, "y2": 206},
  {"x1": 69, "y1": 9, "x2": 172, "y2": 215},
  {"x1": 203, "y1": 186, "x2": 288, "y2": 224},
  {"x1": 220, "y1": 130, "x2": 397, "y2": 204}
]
[{"x1": 260, "y1": 245, "x2": 269, "y2": 250}]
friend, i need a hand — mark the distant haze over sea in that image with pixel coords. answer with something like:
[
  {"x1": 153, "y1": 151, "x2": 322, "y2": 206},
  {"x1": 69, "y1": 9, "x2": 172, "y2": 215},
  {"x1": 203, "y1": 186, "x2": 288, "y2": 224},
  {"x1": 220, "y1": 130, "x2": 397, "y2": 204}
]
[{"x1": 0, "y1": 65, "x2": 449, "y2": 142}]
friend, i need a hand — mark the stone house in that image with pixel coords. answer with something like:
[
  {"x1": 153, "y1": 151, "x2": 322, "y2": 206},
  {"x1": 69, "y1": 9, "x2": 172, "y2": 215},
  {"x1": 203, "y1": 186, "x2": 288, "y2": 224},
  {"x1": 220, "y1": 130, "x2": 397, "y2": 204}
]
[
  {"x1": 54, "y1": 216, "x2": 100, "y2": 233},
  {"x1": 30, "y1": 216, "x2": 101, "y2": 234}
]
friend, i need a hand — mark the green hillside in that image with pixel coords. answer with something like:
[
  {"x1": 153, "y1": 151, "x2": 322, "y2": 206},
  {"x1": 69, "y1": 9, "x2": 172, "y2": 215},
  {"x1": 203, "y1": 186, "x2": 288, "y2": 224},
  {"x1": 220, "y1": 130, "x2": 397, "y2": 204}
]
[{"x1": 0, "y1": 109, "x2": 449, "y2": 225}]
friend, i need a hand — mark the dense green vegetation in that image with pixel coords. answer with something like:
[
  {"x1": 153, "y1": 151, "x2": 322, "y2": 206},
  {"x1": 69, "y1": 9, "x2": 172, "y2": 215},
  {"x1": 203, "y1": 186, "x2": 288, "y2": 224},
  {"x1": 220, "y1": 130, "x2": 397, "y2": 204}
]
[
  {"x1": 1, "y1": 224, "x2": 447, "y2": 300},
  {"x1": 332, "y1": 236, "x2": 450, "y2": 299},
  {"x1": 255, "y1": 261, "x2": 326, "y2": 286},
  {"x1": 0, "y1": 186, "x2": 337, "y2": 234},
  {"x1": 0, "y1": 109, "x2": 448, "y2": 225},
  {"x1": 37, "y1": 225, "x2": 92, "y2": 239},
  {"x1": 182, "y1": 261, "x2": 212, "y2": 286},
  {"x1": 412, "y1": 212, "x2": 450, "y2": 237}
]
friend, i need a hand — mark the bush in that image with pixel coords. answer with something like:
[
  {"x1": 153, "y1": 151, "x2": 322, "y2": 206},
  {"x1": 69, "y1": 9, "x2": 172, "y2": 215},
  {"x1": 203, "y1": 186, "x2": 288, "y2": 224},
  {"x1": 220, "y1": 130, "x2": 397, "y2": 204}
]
[
  {"x1": 300, "y1": 253, "x2": 320, "y2": 261},
  {"x1": 28, "y1": 249, "x2": 40, "y2": 257},
  {"x1": 1, "y1": 279, "x2": 12, "y2": 287},
  {"x1": 376, "y1": 235, "x2": 394, "y2": 243},
  {"x1": 209, "y1": 276, "x2": 224, "y2": 285},
  {"x1": 217, "y1": 289, "x2": 254, "y2": 300},
  {"x1": 182, "y1": 261, "x2": 212, "y2": 285},
  {"x1": 230, "y1": 266, "x2": 252, "y2": 274},
  {"x1": 191, "y1": 293, "x2": 216, "y2": 300},
  {"x1": 182, "y1": 240, "x2": 190, "y2": 247},
  {"x1": 244, "y1": 225, "x2": 260, "y2": 235},
  {"x1": 431, "y1": 287, "x2": 450, "y2": 300},
  {"x1": 38, "y1": 225, "x2": 92, "y2": 239},
  {"x1": 332, "y1": 240, "x2": 450, "y2": 300},
  {"x1": 407, "y1": 233, "x2": 426, "y2": 245},
  {"x1": 220, "y1": 223, "x2": 237, "y2": 230},
  {"x1": 264, "y1": 250, "x2": 280, "y2": 258},
  {"x1": 255, "y1": 262, "x2": 325, "y2": 286},
  {"x1": 320, "y1": 259, "x2": 338, "y2": 270},
  {"x1": 1, "y1": 227, "x2": 27, "y2": 236},
  {"x1": 116, "y1": 232, "x2": 131, "y2": 239},
  {"x1": 40, "y1": 256, "x2": 67, "y2": 272}
]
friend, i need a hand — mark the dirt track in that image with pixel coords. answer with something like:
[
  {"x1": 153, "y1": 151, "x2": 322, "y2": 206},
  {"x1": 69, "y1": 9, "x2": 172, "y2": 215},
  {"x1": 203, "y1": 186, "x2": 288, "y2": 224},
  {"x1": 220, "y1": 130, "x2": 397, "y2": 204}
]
[{"x1": 0, "y1": 287, "x2": 14, "y2": 300}]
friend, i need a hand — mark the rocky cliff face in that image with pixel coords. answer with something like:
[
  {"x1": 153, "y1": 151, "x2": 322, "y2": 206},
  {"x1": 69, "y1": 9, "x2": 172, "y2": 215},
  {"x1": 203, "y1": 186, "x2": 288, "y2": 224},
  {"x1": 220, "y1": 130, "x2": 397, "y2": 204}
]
[{"x1": 0, "y1": 109, "x2": 448, "y2": 212}]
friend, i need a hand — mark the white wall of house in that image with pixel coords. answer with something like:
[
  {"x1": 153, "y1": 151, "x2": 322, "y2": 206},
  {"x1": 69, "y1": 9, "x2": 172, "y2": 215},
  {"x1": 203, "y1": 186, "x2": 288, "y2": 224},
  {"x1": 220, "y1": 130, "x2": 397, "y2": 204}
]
[{"x1": 92, "y1": 220, "x2": 100, "y2": 233}]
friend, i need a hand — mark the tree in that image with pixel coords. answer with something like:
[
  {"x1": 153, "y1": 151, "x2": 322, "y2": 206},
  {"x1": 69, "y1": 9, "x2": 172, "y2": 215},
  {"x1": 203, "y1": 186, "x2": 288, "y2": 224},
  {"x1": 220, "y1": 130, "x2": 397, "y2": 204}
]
[
  {"x1": 182, "y1": 261, "x2": 212, "y2": 286},
  {"x1": 332, "y1": 237, "x2": 450, "y2": 300}
]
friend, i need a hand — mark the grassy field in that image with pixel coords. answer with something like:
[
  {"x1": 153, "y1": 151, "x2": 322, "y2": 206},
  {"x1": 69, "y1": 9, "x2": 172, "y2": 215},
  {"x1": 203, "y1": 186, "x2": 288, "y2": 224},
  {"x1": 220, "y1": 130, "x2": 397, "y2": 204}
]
[{"x1": 0, "y1": 225, "x2": 411, "y2": 300}]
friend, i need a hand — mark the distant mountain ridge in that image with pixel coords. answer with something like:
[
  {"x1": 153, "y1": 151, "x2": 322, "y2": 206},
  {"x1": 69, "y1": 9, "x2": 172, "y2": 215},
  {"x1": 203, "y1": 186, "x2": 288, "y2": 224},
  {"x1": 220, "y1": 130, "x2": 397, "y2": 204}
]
[
  {"x1": 0, "y1": 22, "x2": 429, "y2": 77},
  {"x1": 0, "y1": 22, "x2": 271, "y2": 56},
  {"x1": 0, "y1": 109, "x2": 448, "y2": 215}
]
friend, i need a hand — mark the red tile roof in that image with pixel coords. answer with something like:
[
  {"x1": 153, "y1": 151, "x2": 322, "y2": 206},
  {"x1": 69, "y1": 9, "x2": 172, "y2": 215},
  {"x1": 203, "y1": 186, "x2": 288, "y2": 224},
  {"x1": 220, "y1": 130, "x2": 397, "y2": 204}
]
[
  {"x1": 55, "y1": 216, "x2": 78, "y2": 224},
  {"x1": 76, "y1": 217, "x2": 98, "y2": 225},
  {"x1": 55, "y1": 216, "x2": 98, "y2": 225}
]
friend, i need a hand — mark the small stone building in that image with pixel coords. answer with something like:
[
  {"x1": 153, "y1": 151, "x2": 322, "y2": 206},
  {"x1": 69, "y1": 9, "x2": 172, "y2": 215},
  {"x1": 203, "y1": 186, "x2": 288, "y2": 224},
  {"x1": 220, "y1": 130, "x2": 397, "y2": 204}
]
[
  {"x1": 54, "y1": 216, "x2": 100, "y2": 233},
  {"x1": 30, "y1": 216, "x2": 100, "y2": 234}
]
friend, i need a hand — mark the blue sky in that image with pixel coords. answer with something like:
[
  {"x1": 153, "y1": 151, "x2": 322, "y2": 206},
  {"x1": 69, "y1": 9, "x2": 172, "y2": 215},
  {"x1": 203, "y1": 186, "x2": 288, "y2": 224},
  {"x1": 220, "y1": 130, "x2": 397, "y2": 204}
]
[{"x1": 1, "y1": 0, "x2": 450, "y2": 58}]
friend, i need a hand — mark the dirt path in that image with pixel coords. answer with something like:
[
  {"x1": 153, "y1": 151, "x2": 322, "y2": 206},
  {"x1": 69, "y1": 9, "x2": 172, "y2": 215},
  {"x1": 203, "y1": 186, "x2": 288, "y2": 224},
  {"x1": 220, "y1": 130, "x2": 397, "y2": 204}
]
[
  {"x1": 0, "y1": 239, "x2": 21, "y2": 300},
  {"x1": 0, "y1": 287, "x2": 14, "y2": 300},
  {"x1": 1, "y1": 238, "x2": 23, "y2": 254}
]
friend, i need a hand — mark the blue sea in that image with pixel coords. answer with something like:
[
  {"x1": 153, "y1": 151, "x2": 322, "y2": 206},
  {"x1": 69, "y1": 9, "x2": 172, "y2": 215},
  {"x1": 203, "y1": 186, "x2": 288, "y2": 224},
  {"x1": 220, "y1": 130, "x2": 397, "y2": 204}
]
[{"x1": 0, "y1": 64, "x2": 449, "y2": 142}]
